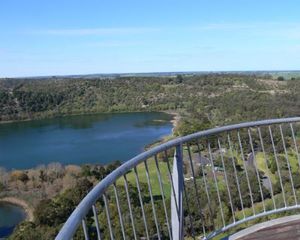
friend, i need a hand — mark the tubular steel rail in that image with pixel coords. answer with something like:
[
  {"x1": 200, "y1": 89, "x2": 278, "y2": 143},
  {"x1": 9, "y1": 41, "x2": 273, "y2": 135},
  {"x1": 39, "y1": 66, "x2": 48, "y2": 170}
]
[{"x1": 56, "y1": 117, "x2": 300, "y2": 240}]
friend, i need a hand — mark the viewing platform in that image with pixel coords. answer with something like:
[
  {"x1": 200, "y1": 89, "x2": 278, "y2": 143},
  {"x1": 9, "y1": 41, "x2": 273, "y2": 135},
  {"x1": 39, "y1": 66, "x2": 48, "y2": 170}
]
[
  {"x1": 55, "y1": 117, "x2": 300, "y2": 240},
  {"x1": 229, "y1": 215, "x2": 300, "y2": 240}
]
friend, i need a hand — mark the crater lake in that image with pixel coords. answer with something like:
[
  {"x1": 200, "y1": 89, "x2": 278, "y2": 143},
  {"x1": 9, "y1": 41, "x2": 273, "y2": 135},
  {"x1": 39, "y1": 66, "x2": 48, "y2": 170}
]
[{"x1": 0, "y1": 112, "x2": 173, "y2": 170}]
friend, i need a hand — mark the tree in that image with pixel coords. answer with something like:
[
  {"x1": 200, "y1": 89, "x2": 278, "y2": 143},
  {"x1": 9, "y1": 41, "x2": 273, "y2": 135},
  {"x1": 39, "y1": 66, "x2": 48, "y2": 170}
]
[
  {"x1": 18, "y1": 172, "x2": 29, "y2": 184},
  {"x1": 0, "y1": 182, "x2": 5, "y2": 192},
  {"x1": 277, "y1": 76, "x2": 285, "y2": 81},
  {"x1": 10, "y1": 171, "x2": 29, "y2": 184},
  {"x1": 176, "y1": 74, "x2": 183, "y2": 83},
  {"x1": 34, "y1": 178, "x2": 93, "y2": 227}
]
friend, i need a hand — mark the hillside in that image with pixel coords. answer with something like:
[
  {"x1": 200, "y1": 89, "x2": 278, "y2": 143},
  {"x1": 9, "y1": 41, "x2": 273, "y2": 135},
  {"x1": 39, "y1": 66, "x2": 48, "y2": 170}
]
[
  {"x1": 0, "y1": 74, "x2": 299, "y2": 135},
  {"x1": 1, "y1": 73, "x2": 300, "y2": 239}
]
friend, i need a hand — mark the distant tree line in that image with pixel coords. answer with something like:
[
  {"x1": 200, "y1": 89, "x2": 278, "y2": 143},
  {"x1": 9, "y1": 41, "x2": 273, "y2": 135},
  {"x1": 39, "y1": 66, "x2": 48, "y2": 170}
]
[{"x1": 1, "y1": 74, "x2": 299, "y2": 137}]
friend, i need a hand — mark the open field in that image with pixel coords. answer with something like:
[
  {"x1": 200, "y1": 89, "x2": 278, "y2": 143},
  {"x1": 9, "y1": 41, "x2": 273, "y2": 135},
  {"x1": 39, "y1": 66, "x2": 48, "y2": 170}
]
[{"x1": 117, "y1": 157, "x2": 172, "y2": 198}]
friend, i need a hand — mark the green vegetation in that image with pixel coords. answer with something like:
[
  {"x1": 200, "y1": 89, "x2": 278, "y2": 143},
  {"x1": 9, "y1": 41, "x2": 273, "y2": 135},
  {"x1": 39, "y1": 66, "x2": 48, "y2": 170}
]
[
  {"x1": 5, "y1": 136, "x2": 300, "y2": 239},
  {"x1": 0, "y1": 162, "x2": 122, "y2": 240},
  {"x1": 117, "y1": 158, "x2": 171, "y2": 197},
  {"x1": 4, "y1": 161, "x2": 173, "y2": 240},
  {"x1": 1, "y1": 74, "x2": 300, "y2": 137},
  {"x1": 1, "y1": 73, "x2": 300, "y2": 239}
]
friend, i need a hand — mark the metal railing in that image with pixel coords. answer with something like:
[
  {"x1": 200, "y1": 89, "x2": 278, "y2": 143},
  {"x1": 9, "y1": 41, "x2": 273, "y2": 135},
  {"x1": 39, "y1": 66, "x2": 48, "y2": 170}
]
[{"x1": 56, "y1": 117, "x2": 300, "y2": 240}]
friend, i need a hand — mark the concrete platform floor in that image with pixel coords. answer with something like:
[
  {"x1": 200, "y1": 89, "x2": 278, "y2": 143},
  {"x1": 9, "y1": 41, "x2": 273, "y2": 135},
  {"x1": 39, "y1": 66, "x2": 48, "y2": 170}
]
[{"x1": 229, "y1": 215, "x2": 300, "y2": 240}]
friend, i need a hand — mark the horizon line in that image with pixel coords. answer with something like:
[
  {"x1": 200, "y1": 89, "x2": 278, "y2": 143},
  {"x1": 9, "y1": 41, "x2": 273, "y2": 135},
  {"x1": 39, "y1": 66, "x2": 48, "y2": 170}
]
[{"x1": 1, "y1": 69, "x2": 300, "y2": 79}]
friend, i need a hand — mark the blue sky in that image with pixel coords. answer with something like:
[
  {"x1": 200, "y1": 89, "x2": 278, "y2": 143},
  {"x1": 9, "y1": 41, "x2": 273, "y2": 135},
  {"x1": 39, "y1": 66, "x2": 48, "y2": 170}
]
[{"x1": 1, "y1": 0, "x2": 300, "y2": 77}]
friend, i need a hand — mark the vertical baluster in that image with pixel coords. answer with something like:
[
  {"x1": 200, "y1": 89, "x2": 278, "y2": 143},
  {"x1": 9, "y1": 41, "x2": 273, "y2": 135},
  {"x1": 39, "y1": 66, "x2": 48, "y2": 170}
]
[
  {"x1": 103, "y1": 193, "x2": 114, "y2": 240},
  {"x1": 207, "y1": 140, "x2": 225, "y2": 228},
  {"x1": 164, "y1": 150, "x2": 180, "y2": 220},
  {"x1": 92, "y1": 205, "x2": 102, "y2": 240},
  {"x1": 134, "y1": 167, "x2": 150, "y2": 240},
  {"x1": 171, "y1": 144, "x2": 185, "y2": 240},
  {"x1": 183, "y1": 180, "x2": 196, "y2": 240},
  {"x1": 144, "y1": 159, "x2": 161, "y2": 239},
  {"x1": 196, "y1": 140, "x2": 215, "y2": 228},
  {"x1": 248, "y1": 128, "x2": 266, "y2": 212},
  {"x1": 237, "y1": 130, "x2": 256, "y2": 216},
  {"x1": 113, "y1": 183, "x2": 126, "y2": 240},
  {"x1": 279, "y1": 125, "x2": 297, "y2": 205},
  {"x1": 123, "y1": 175, "x2": 137, "y2": 240},
  {"x1": 186, "y1": 143, "x2": 206, "y2": 236},
  {"x1": 82, "y1": 218, "x2": 89, "y2": 240},
  {"x1": 217, "y1": 137, "x2": 235, "y2": 223},
  {"x1": 154, "y1": 155, "x2": 172, "y2": 239},
  {"x1": 291, "y1": 123, "x2": 300, "y2": 173},
  {"x1": 257, "y1": 127, "x2": 276, "y2": 210},
  {"x1": 269, "y1": 125, "x2": 287, "y2": 208},
  {"x1": 227, "y1": 133, "x2": 245, "y2": 219}
]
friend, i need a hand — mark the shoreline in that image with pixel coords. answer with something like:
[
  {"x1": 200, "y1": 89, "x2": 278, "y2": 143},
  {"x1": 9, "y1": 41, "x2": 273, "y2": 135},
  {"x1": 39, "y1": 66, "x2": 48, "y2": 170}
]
[
  {"x1": 0, "y1": 197, "x2": 34, "y2": 222},
  {"x1": 161, "y1": 110, "x2": 180, "y2": 134},
  {"x1": 0, "y1": 111, "x2": 180, "y2": 227},
  {"x1": 171, "y1": 113, "x2": 180, "y2": 134},
  {"x1": 0, "y1": 110, "x2": 179, "y2": 171},
  {"x1": 0, "y1": 110, "x2": 177, "y2": 125},
  {"x1": 142, "y1": 110, "x2": 181, "y2": 150}
]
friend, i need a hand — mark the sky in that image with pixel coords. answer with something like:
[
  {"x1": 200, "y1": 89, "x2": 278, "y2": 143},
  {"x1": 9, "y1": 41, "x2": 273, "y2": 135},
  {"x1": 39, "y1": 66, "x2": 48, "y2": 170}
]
[{"x1": 0, "y1": 0, "x2": 300, "y2": 77}]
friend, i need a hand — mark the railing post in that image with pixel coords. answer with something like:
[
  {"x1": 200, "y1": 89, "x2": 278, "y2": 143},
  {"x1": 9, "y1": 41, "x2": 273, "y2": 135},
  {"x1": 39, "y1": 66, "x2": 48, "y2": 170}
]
[{"x1": 171, "y1": 144, "x2": 184, "y2": 240}]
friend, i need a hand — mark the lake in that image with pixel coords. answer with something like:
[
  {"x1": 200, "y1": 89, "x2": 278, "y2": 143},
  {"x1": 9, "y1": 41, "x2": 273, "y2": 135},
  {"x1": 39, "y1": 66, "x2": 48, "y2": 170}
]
[
  {"x1": 0, "y1": 203, "x2": 26, "y2": 238},
  {"x1": 0, "y1": 112, "x2": 173, "y2": 170}
]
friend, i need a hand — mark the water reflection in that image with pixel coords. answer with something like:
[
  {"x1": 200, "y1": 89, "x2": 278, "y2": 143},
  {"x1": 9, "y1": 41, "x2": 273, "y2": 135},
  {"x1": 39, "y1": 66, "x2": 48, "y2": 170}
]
[{"x1": 0, "y1": 112, "x2": 173, "y2": 169}]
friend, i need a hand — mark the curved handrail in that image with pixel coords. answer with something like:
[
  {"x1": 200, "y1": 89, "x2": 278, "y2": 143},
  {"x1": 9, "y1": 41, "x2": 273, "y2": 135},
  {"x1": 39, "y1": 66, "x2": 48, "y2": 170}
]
[{"x1": 56, "y1": 117, "x2": 300, "y2": 240}]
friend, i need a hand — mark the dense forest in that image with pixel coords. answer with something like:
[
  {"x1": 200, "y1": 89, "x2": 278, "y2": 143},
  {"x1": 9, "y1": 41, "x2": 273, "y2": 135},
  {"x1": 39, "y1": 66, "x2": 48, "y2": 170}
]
[
  {"x1": 1, "y1": 73, "x2": 300, "y2": 239},
  {"x1": 0, "y1": 74, "x2": 299, "y2": 136}
]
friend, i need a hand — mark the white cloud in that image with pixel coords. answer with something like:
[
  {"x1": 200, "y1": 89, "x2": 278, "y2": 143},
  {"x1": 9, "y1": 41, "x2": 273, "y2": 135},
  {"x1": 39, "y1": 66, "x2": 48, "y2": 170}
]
[
  {"x1": 31, "y1": 27, "x2": 160, "y2": 36},
  {"x1": 86, "y1": 40, "x2": 145, "y2": 47},
  {"x1": 192, "y1": 23, "x2": 257, "y2": 31}
]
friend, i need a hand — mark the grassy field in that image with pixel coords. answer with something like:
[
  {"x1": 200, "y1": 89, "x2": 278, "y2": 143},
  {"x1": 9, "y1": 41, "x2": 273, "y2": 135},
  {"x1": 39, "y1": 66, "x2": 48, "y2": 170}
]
[
  {"x1": 116, "y1": 147, "x2": 300, "y2": 197},
  {"x1": 116, "y1": 157, "x2": 172, "y2": 198},
  {"x1": 256, "y1": 152, "x2": 276, "y2": 183},
  {"x1": 256, "y1": 151, "x2": 299, "y2": 183}
]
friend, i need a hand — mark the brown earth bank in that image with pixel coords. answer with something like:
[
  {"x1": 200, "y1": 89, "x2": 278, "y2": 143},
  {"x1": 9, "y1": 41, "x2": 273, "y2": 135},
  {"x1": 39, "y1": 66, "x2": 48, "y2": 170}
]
[{"x1": 0, "y1": 197, "x2": 34, "y2": 221}]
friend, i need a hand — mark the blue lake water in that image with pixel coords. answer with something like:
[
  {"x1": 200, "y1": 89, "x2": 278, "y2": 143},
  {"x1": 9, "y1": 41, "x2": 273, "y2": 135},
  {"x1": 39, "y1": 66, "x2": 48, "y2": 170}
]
[
  {"x1": 0, "y1": 112, "x2": 172, "y2": 237},
  {"x1": 0, "y1": 112, "x2": 173, "y2": 170},
  {"x1": 0, "y1": 203, "x2": 26, "y2": 238}
]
